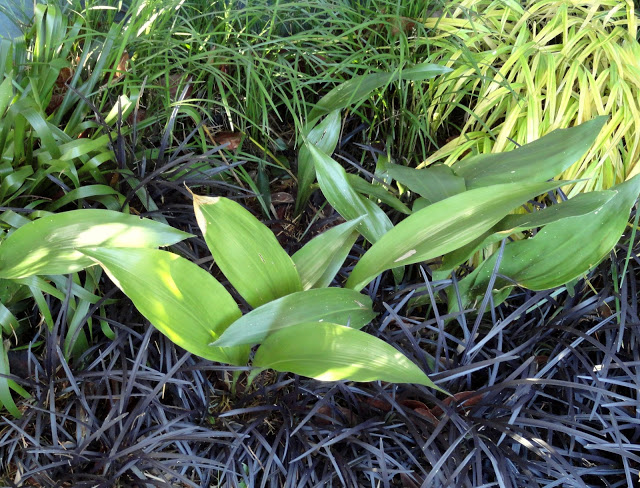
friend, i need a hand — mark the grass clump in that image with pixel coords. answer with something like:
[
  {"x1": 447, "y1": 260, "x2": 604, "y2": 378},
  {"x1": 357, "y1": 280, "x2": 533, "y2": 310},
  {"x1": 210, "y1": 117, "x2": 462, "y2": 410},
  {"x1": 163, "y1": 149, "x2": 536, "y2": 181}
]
[{"x1": 423, "y1": 0, "x2": 640, "y2": 195}]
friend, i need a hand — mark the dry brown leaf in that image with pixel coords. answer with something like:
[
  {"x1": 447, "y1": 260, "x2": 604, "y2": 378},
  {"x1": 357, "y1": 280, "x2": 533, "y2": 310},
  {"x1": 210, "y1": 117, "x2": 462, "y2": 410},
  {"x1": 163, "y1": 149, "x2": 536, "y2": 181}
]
[
  {"x1": 116, "y1": 52, "x2": 129, "y2": 75},
  {"x1": 213, "y1": 131, "x2": 242, "y2": 151},
  {"x1": 167, "y1": 73, "x2": 193, "y2": 99}
]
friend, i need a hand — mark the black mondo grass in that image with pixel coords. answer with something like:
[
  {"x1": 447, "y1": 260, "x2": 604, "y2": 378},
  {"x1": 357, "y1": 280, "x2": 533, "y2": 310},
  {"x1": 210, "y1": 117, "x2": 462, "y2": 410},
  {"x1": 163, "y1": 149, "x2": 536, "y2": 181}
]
[{"x1": 1, "y1": 218, "x2": 639, "y2": 487}]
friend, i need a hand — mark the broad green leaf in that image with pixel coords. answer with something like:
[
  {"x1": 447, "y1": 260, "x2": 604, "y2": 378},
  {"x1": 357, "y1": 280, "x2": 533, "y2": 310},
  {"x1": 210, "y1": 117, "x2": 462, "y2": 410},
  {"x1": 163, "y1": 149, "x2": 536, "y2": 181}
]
[
  {"x1": 292, "y1": 217, "x2": 363, "y2": 290},
  {"x1": 387, "y1": 163, "x2": 466, "y2": 204},
  {"x1": 309, "y1": 143, "x2": 393, "y2": 243},
  {"x1": 494, "y1": 191, "x2": 615, "y2": 233},
  {"x1": 346, "y1": 180, "x2": 570, "y2": 291},
  {"x1": 456, "y1": 174, "x2": 640, "y2": 307},
  {"x1": 214, "y1": 288, "x2": 377, "y2": 347},
  {"x1": 434, "y1": 191, "x2": 615, "y2": 280},
  {"x1": 412, "y1": 198, "x2": 430, "y2": 213},
  {"x1": 296, "y1": 110, "x2": 341, "y2": 214},
  {"x1": 192, "y1": 193, "x2": 302, "y2": 308},
  {"x1": 253, "y1": 321, "x2": 444, "y2": 390},
  {"x1": 0, "y1": 302, "x2": 19, "y2": 335},
  {"x1": 346, "y1": 173, "x2": 412, "y2": 215},
  {"x1": 308, "y1": 62, "x2": 452, "y2": 123},
  {"x1": 82, "y1": 247, "x2": 249, "y2": 366},
  {"x1": 0, "y1": 210, "x2": 192, "y2": 279},
  {"x1": 450, "y1": 117, "x2": 607, "y2": 189},
  {"x1": 0, "y1": 340, "x2": 27, "y2": 418},
  {"x1": 0, "y1": 74, "x2": 13, "y2": 116}
]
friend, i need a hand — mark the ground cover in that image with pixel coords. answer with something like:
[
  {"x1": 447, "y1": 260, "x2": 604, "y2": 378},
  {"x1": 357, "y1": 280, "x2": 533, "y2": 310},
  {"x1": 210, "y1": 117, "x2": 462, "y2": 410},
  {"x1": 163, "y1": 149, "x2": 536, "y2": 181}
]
[{"x1": 1, "y1": 1, "x2": 640, "y2": 486}]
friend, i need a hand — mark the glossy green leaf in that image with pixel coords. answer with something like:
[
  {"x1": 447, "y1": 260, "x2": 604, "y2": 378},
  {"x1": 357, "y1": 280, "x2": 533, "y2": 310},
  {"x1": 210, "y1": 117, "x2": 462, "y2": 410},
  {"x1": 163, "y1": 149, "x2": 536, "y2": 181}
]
[
  {"x1": 309, "y1": 143, "x2": 393, "y2": 243},
  {"x1": 192, "y1": 193, "x2": 302, "y2": 308},
  {"x1": 0, "y1": 210, "x2": 192, "y2": 279},
  {"x1": 308, "y1": 62, "x2": 452, "y2": 123},
  {"x1": 0, "y1": 340, "x2": 27, "y2": 418},
  {"x1": 214, "y1": 288, "x2": 377, "y2": 347},
  {"x1": 456, "y1": 174, "x2": 640, "y2": 306},
  {"x1": 82, "y1": 247, "x2": 249, "y2": 366},
  {"x1": 292, "y1": 217, "x2": 363, "y2": 290},
  {"x1": 296, "y1": 110, "x2": 341, "y2": 214},
  {"x1": 253, "y1": 322, "x2": 443, "y2": 390},
  {"x1": 346, "y1": 180, "x2": 570, "y2": 291},
  {"x1": 346, "y1": 173, "x2": 412, "y2": 215},
  {"x1": 0, "y1": 74, "x2": 13, "y2": 116},
  {"x1": 434, "y1": 191, "x2": 614, "y2": 280},
  {"x1": 387, "y1": 163, "x2": 466, "y2": 204},
  {"x1": 451, "y1": 117, "x2": 607, "y2": 189}
]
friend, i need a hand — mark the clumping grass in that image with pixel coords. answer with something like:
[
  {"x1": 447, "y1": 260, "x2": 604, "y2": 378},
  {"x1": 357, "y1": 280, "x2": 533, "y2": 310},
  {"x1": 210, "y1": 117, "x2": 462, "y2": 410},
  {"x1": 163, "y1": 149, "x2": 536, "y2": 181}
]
[{"x1": 422, "y1": 0, "x2": 640, "y2": 196}]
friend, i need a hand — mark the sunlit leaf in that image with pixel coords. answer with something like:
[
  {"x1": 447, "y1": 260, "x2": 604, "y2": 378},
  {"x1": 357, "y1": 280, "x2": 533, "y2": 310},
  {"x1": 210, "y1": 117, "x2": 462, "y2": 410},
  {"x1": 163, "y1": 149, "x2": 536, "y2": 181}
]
[
  {"x1": 387, "y1": 163, "x2": 466, "y2": 204},
  {"x1": 82, "y1": 247, "x2": 249, "y2": 365},
  {"x1": 456, "y1": 174, "x2": 640, "y2": 307},
  {"x1": 292, "y1": 217, "x2": 363, "y2": 290},
  {"x1": 0, "y1": 210, "x2": 192, "y2": 279},
  {"x1": 253, "y1": 322, "x2": 444, "y2": 390},
  {"x1": 296, "y1": 110, "x2": 341, "y2": 213},
  {"x1": 309, "y1": 143, "x2": 392, "y2": 243},
  {"x1": 434, "y1": 190, "x2": 614, "y2": 280},
  {"x1": 346, "y1": 180, "x2": 570, "y2": 291},
  {"x1": 192, "y1": 193, "x2": 301, "y2": 308},
  {"x1": 450, "y1": 117, "x2": 607, "y2": 189},
  {"x1": 214, "y1": 288, "x2": 376, "y2": 347}
]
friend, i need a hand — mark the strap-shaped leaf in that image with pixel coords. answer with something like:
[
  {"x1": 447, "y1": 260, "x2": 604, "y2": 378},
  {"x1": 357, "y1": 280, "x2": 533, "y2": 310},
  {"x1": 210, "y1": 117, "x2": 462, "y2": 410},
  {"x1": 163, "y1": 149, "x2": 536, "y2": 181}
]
[
  {"x1": 292, "y1": 217, "x2": 363, "y2": 290},
  {"x1": 450, "y1": 117, "x2": 607, "y2": 189},
  {"x1": 434, "y1": 191, "x2": 614, "y2": 280},
  {"x1": 309, "y1": 143, "x2": 392, "y2": 243},
  {"x1": 387, "y1": 163, "x2": 466, "y2": 205},
  {"x1": 214, "y1": 288, "x2": 376, "y2": 347},
  {"x1": 308, "y1": 62, "x2": 452, "y2": 123},
  {"x1": 346, "y1": 173, "x2": 412, "y2": 215},
  {"x1": 0, "y1": 340, "x2": 26, "y2": 417},
  {"x1": 253, "y1": 322, "x2": 444, "y2": 390},
  {"x1": 346, "y1": 180, "x2": 571, "y2": 291},
  {"x1": 0, "y1": 210, "x2": 192, "y2": 279},
  {"x1": 456, "y1": 174, "x2": 640, "y2": 307},
  {"x1": 82, "y1": 247, "x2": 249, "y2": 366},
  {"x1": 296, "y1": 110, "x2": 341, "y2": 214},
  {"x1": 192, "y1": 193, "x2": 301, "y2": 308}
]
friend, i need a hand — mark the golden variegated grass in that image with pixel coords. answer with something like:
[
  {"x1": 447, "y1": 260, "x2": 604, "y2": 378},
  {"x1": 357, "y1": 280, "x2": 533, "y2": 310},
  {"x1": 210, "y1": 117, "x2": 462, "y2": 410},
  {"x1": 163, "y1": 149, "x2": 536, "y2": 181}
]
[{"x1": 422, "y1": 0, "x2": 640, "y2": 196}]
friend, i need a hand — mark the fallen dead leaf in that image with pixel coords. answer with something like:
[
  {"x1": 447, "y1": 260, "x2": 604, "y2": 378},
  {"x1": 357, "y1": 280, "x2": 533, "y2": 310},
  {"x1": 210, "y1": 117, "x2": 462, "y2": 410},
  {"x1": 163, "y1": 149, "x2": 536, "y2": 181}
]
[
  {"x1": 213, "y1": 131, "x2": 242, "y2": 151},
  {"x1": 167, "y1": 73, "x2": 193, "y2": 100}
]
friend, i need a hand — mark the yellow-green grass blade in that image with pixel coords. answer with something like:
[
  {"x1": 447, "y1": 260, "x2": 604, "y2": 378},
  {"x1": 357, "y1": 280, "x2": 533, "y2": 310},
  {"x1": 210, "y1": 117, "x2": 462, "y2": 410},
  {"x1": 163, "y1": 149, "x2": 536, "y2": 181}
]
[
  {"x1": 82, "y1": 247, "x2": 249, "y2": 366},
  {"x1": 253, "y1": 322, "x2": 444, "y2": 390},
  {"x1": 214, "y1": 288, "x2": 376, "y2": 347},
  {"x1": 0, "y1": 210, "x2": 192, "y2": 279},
  {"x1": 345, "y1": 179, "x2": 570, "y2": 292},
  {"x1": 292, "y1": 218, "x2": 363, "y2": 290},
  {"x1": 192, "y1": 193, "x2": 301, "y2": 308}
]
